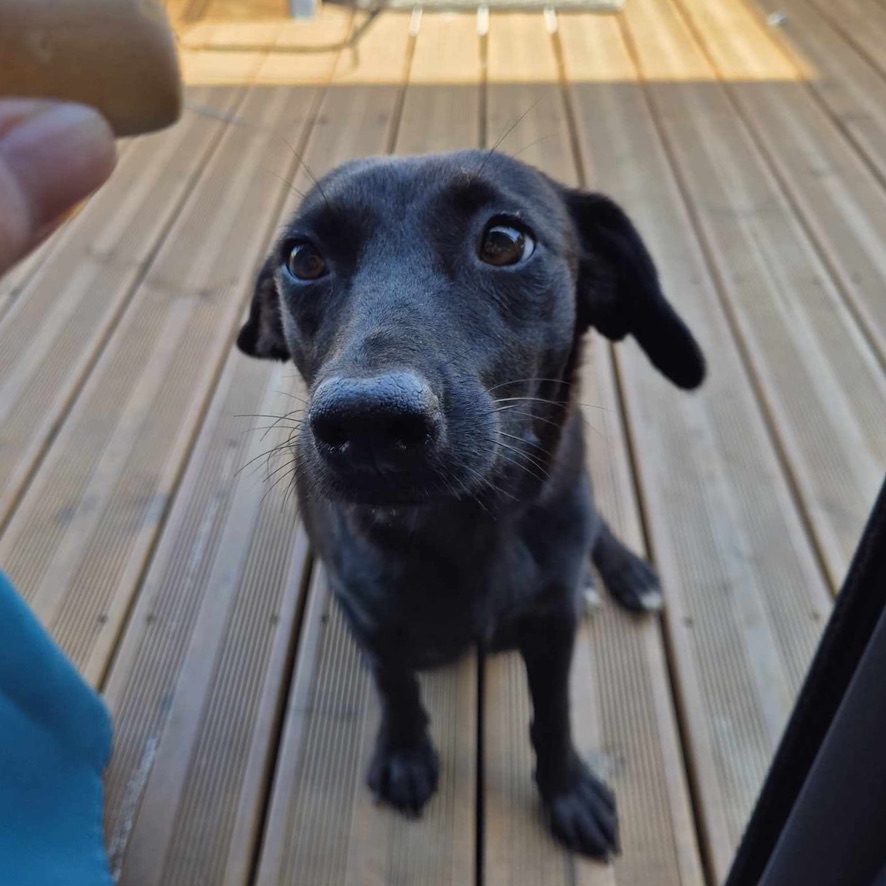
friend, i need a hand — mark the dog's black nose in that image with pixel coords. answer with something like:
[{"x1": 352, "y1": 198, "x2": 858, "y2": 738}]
[{"x1": 310, "y1": 372, "x2": 441, "y2": 468}]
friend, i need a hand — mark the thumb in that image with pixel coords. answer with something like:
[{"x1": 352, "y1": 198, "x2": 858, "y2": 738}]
[{"x1": 0, "y1": 100, "x2": 116, "y2": 273}]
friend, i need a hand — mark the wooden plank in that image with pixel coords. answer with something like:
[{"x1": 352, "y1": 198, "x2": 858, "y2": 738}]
[
  {"x1": 741, "y1": 0, "x2": 886, "y2": 286},
  {"x1": 255, "y1": 14, "x2": 479, "y2": 885},
  {"x1": 0, "y1": 17, "x2": 281, "y2": 525},
  {"x1": 675, "y1": 0, "x2": 886, "y2": 363},
  {"x1": 623, "y1": 0, "x2": 886, "y2": 590},
  {"x1": 560, "y1": 11, "x2": 835, "y2": 878},
  {"x1": 485, "y1": 13, "x2": 575, "y2": 182},
  {"x1": 103, "y1": 363, "x2": 311, "y2": 885},
  {"x1": 0, "y1": 87, "x2": 245, "y2": 529},
  {"x1": 743, "y1": 0, "x2": 886, "y2": 176},
  {"x1": 483, "y1": 14, "x2": 704, "y2": 886},
  {"x1": 257, "y1": 572, "x2": 477, "y2": 886},
  {"x1": 247, "y1": 13, "x2": 356, "y2": 85},
  {"x1": 396, "y1": 12, "x2": 482, "y2": 155},
  {"x1": 179, "y1": 20, "x2": 290, "y2": 86},
  {"x1": 197, "y1": 0, "x2": 288, "y2": 21},
  {"x1": 0, "y1": 13, "x2": 349, "y2": 684},
  {"x1": 802, "y1": 0, "x2": 886, "y2": 86},
  {"x1": 0, "y1": 234, "x2": 67, "y2": 322},
  {"x1": 163, "y1": 0, "x2": 195, "y2": 25},
  {"x1": 100, "y1": 13, "x2": 356, "y2": 883}
]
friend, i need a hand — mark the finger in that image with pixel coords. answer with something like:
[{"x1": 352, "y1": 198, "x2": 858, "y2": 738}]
[{"x1": 0, "y1": 100, "x2": 116, "y2": 273}]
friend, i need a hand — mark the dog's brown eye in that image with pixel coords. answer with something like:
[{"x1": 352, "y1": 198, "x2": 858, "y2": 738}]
[
  {"x1": 478, "y1": 223, "x2": 535, "y2": 266},
  {"x1": 287, "y1": 243, "x2": 326, "y2": 280}
]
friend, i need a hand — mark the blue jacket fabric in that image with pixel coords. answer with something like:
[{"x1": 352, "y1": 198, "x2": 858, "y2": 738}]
[{"x1": 0, "y1": 570, "x2": 113, "y2": 885}]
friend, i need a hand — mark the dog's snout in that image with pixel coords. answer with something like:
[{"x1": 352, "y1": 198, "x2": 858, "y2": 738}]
[{"x1": 310, "y1": 372, "x2": 441, "y2": 468}]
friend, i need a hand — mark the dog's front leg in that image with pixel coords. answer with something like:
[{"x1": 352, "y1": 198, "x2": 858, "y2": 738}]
[
  {"x1": 518, "y1": 610, "x2": 620, "y2": 859},
  {"x1": 366, "y1": 654, "x2": 439, "y2": 817}
]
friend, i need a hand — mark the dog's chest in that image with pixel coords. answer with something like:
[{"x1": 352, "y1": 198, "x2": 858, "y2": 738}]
[
  {"x1": 312, "y1": 482, "x2": 592, "y2": 668},
  {"x1": 333, "y1": 528, "x2": 557, "y2": 667}
]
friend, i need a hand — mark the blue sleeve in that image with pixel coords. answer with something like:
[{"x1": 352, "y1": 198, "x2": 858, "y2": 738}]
[{"x1": 0, "y1": 570, "x2": 113, "y2": 886}]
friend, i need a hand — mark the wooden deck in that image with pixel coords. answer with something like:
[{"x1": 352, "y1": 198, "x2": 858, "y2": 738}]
[{"x1": 2, "y1": 0, "x2": 885, "y2": 882}]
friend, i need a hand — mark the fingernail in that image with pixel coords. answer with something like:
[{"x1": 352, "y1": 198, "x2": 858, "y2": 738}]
[{"x1": 0, "y1": 102, "x2": 116, "y2": 232}]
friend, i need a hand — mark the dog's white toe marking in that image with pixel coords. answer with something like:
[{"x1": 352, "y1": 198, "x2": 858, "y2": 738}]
[
  {"x1": 639, "y1": 589, "x2": 664, "y2": 612},
  {"x1": 583, "y1": 586, "x2": 602, "y2": 614}
]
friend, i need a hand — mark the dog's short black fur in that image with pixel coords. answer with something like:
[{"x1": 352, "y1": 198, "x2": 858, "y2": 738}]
[{"x1": 237, "y1": 151, "x2": 704, "y2": 859}]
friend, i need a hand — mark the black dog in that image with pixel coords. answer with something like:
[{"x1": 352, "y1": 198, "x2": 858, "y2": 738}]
[{"x1": 236, "y1": 151, "x2": 704, "y2": 859}]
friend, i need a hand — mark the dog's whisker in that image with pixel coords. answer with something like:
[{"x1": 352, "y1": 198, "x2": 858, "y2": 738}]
[
  {"x1": 500, "y1": 457, "x2": 549, "y2": 486},
  {"x1": 495, "y1": 435, "x2": 550, "y2": 470},
  {"x1": 259, "y1": 467, "x2": 297, "y2": 510},
  {"x1": 494, "y1": 449, "x2": 549, "y2": 487},
  {"x1": 454, "y1": 468, "x2": 498, "y2": 515},
  {"x1": 450, "y1": 459, "x2": 515, "y2": 508},
  {"x1": 260, "y1": 453, "x2": 309, "y2": 507},
  {"x1": 253, "y1": 451, "x2": 295, "y2": 485},
  {"x1": 478, "y1": 98, "x2": 542, "y2": 175},
  {"x1": 236, "y1": 409, "x2": 307, "y2": 443},
  {"x1": 477, "y1": 401, "x2": 554, "y2": 421},
  {"x1": 492, "y1": 396, "x2": 570, "y2": 410},
  {"x1": 264, "y1": 167, "x2": 306, "y2": 202},
  {"x1": 272, "y1": 389, "x2": 309, "y2": 405},
  {"x1": 247, "y1": 418, "x2": 305, "y2": 430},
  {"x1": 436, "y1": 467, "x2": 465, "y2": 505},
  {"x1": 234, "y1": 432, "x2": 301, "y2": 477},
  {"x1": 509, "y1": 134, "x2": 559, "y2": 162},
  {"x1": 494, "y1": 408, "x2": 562, "y2": 430},
  {"x1": 259, "y1": 422, "x2": 304, "y2": 444},
  {"x1": 487, "y1": 378, "x2": 572, "y2": 393},
  {"x1": 494, "y1": 440, "x2": 550, "y2": 482},
  {"x1": 497, "y1": 456, "x2": 552, "y2": 491},
  {"x1": 262, "y1": 453, "x2": 306, "y2": 485},
  {"x1": 235, "y1": 410, "x2": 307, "y2": 423},
  {"x1": 280, "y1": 135, "x2": 331, "y2": 211},
  {"x1": 259, "y1": 462, "x2": 292, "y2": 500},
  {"x1": 243, "y1": 423, "x2": 303, "y2": 433},
  {"x1": 492, "y1": 396, "x2": 612, "y2": 414},
  {"x1": 248, "y1": 422, "x2": 303, "y2": 435},
  {"x1": 500, "y1": 431, "x2": 551, "y2": 456},
  {"x1": 575, "y1": 402, "x2": 614, "y2": 414},
  {"x1": 235, "y1": 448, "x2": 288, "y2": 478},
  {"x1": 495, "y1": 406, "x2": 610, "y2": 443}
]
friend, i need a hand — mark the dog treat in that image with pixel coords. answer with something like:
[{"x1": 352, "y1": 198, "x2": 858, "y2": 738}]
[{"x1": 0, "y1": 0, "x2": 182, "y2": 137}]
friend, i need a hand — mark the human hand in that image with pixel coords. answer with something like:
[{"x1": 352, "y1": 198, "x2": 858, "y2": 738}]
[{"x1": 0, "y1": 99, "x2": 116, "y2": 274}]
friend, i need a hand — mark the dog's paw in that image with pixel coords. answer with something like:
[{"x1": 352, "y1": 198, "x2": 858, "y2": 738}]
[
  {"x1": 543, "y1": 762, "x2": 619, "y2": 860},
  {"x1": 367, "y1": 736, "x2": 440, "y2": 817},
  {"x1": 602, "y1": 553, "x2": 663, "y2": 613}
]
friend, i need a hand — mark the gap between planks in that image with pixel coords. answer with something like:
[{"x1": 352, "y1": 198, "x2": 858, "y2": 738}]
[
  {"x1": 0, "y1": 12, "x2": 353, "y2": 686},
  {"x1": 255, "y1": 13, "x2": 479, "y2": 886},
  {"x1": 0, "y1": 103, "x2": 241, "y2": 534},
  {"x1": 672, "y1": 0, "x2": 886, "y2": 370},
  {"x1": 559, "y1": 6, "x2": 836, "y2": 880},
  {"x1": 620, "y1": 0, "x2": 885, "y2": 592},
  {"x1": 483, "y1": 13, "x2": 704, "y2": 886}
]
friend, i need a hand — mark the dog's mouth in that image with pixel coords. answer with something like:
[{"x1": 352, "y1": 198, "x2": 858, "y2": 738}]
[
  {"x1": 294, "y1": 370, "x2": 563, "y2": 508},
  {"x1": 309, "y1": 465, "x2": 453, "y2": 507},
  {"x1": 300, "y1": 426, "x2": 485, "y2": 507},
  {"x1": 299, "y1": 420, "x2": 552, "y2": 509}
]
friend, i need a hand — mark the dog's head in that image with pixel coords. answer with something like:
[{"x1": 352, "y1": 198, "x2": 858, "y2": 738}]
[{"x1": 237, "y1": 151, "x2": 704, "y2": 508}]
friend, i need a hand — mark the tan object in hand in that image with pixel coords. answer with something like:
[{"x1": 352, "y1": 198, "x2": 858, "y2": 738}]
[{"x1": 0, "y1": 0, "x2": 182, "y2": 137}]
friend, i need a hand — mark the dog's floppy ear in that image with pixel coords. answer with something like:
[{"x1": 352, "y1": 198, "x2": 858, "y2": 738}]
[
  {"x1": 237, "y1": 256, "x2": 289, "y2": 361},
  {"x1": 563, "y1": 189, "x2": 705, "y2": 390}
]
